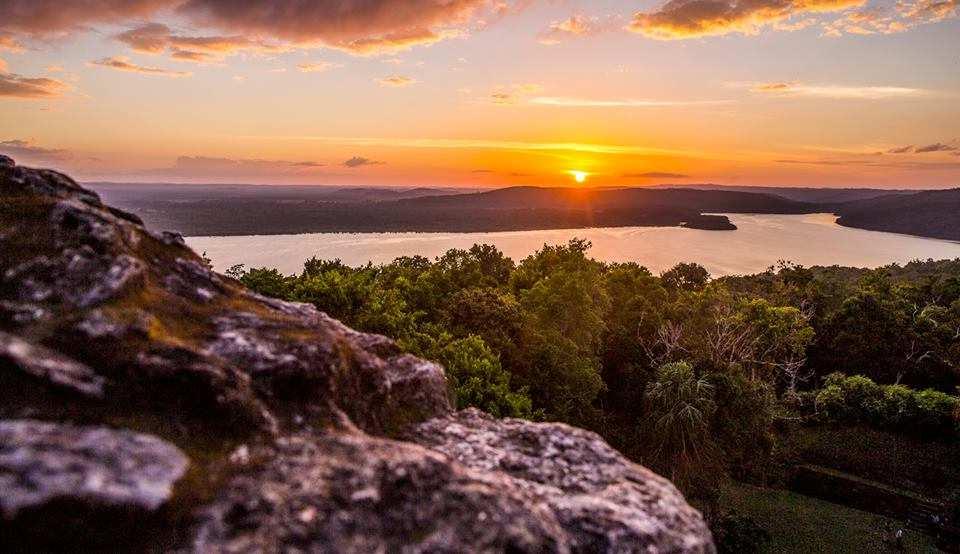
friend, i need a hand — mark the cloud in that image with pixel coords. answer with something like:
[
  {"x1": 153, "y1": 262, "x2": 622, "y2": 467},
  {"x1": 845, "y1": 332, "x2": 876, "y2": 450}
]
[
  {"x1": 377, "y1": 75, "x2": 416, "y2": 87},
  {"x1": 0, "y1": 0, "x2": 504, "y2": 55},
  {"x1": 0, "y1": 35, "x2": 25, "y2": 52},
  {"x1": 538, "y1": 15, "x2": 598, "y2": 44},
  {"x1": 887, "y1": 145, "x2": 914, "y2": 154},
  {"x1": 0, "y1": 70, "x2": 69, "y2": 99},
  {"x1": 343, "y1": 156, "x2": 385, "y2": 168},
  {"x1": 915, "y1": 143, "x2": 957, "y2": 153},
  {"x1": 823, "y1": 0, "x2": 957, "y2": 35},
  {"x1": 777, "y1": 157, "x2": 960, "y2": 169},
  {"x1": 0, "y1": 1, "x2": 169, "y2": 35},
  {"x1": 629, "y1": 0, "x2": 866, "y2": 40},
  {"x1": 487, "y1": 83, "x2": 542, "y2": 104},
  {"x1": 115, "y1": 22, "x2": 286, "y2": 63},
  {"x1": 746, "y1": 81, "x2": 925, "y2": 99},
  {"x1": 177, "y1": 0, "x2": 489, "y2": 55},
  {"x1": 0, "y1": 139, "x2": 70, "y2": 162},
  {"x1": 90, "y1": 56, "x2": 192, "y2": 77},
  {"x1": 530, "y1": 96, "x2": 727, "y2": 107},
  {"x1": 140, "y1": 155, "x2": 328, "y2": 179},
  {"x1": 257, "y1": 135, "x2": 685, "y2": 156},
  {"x1": 297, "y1": 61, "x2": 343, "y2": 73},
  {"x1": 0, "y1": 58, "x2": 5, "y2": 73},
  {"x1": 624, "y1": 171, "x2": 691, "y2": 179}
]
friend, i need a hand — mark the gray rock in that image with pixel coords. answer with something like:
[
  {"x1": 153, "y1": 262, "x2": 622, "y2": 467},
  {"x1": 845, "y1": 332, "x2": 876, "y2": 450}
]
[
  {"x1": 193, "y1": 430, "x2": 569, "y2": 553},
  {"x1": 0, "y1": 419, "x2": 188, "y2": 519},
  {"x1": 408, "y1": 409, "x2": 714, "y2": 553},
  {"x1": 0, "y1": 331, "x2": 105, "y2": 397}
]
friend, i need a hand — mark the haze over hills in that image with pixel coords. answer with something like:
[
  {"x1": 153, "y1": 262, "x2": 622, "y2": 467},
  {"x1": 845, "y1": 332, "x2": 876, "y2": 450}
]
[
  {"x1": 649, "y1": 183, "x2": 916, "y2": 204},
  {"x1": 87, "y1": 182, "x2": 818, "y2": 237}
]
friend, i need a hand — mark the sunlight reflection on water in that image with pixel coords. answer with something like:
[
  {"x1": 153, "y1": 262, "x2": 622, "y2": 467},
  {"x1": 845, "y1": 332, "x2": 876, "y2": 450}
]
[{"x1": 187, "y1": 213, "x2": 960, "y2": 277}]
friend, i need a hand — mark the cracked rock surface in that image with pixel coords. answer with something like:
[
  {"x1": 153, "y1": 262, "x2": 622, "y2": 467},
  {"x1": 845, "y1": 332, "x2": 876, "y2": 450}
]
[{"x1": 0, "y1": 157, "x2": 713, "y2": 552}]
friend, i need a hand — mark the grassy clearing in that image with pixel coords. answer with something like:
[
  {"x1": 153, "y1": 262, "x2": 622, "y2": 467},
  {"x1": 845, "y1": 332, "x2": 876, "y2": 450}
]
[{"x1": 720, "y1": 482, "x2": 940, "y2": 553}]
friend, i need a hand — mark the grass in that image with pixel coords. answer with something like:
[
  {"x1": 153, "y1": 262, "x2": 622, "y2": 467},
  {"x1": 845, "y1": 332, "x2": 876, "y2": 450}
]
[{"x1": 719, "y1": 482, "x2": 940, "y2": 553}]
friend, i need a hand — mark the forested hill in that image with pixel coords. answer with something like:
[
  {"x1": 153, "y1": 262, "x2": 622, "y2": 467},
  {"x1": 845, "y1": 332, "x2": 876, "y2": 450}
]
[
  {"x1": 834, "y1": 188, "x2": 960, "y2": 241},
  {"x1": 88, "y1": 183, "x2": 816, "y2": 237}
]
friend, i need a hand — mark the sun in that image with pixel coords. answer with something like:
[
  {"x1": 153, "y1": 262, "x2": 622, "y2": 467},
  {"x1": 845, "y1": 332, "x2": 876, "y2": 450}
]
[{"x1": 570, "y1": 170, "x2": 589, "y2": 184}]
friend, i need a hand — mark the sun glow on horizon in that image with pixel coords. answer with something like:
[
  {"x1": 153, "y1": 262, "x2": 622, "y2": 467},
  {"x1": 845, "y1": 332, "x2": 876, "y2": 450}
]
[{"x1": 570, "y1": 170, "x2": 589, "y2": 184}]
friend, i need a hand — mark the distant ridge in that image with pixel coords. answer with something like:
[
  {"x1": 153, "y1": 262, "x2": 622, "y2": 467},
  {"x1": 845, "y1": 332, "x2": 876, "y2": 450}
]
[{"x1": 87, "y1": 183, "x2": 816, "y2": 236}]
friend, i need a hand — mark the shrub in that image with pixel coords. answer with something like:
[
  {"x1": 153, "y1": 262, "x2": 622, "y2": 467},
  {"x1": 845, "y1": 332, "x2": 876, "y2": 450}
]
[
  {"x1": 813, "y1": 373, "x2": 959, "y2": 436},
  {"x1": 875, "y1": 385, "x2": 918, "y2": 427},
  {"x1": 914, "y1": 389, "x2": 959, "y2": 431},
  {"x1": 815, "y1": 385, "x2": 848, "y2": 421}
]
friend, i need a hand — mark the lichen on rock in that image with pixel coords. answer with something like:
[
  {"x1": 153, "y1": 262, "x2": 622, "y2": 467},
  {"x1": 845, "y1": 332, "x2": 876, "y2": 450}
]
[{"x1": 0, "y1": 157, "x2": 714, "y2": 552}]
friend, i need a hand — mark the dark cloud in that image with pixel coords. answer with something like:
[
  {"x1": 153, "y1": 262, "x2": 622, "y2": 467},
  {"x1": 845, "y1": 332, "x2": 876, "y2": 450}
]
[
  {"x1": 1, "y1": 0, "x2": 503, "y2": 55},
  {"x1": 0, "y1": 139, "x2": 70, "y2": 161},
  {"x1": 344, "y1": 157, "x2": 384, "y2": 168},
  {"x1": 886, "y1": 143, "x2": 957, "y2": 154},
  {"x1": 887, "y1": 145, "x2": 914, "y2": 154},
  {"x1": 0, "y1": 0, "x2": 169, "y2": 36},
  {"x1": 176, "y1": 0, "x2": 489, "y2": 54},
  {"x1": 90, "y1": 56, "x2": 192, "y2": 77},
  {"x1": 624, "y1": 171, "x2": 690, "y2": 179},
  {"x1": 915, "y1": 143, "x2": 957, "y2": 153},
  {"x1": 0, "y1": 71, "x2": 68, "y2": 99}
]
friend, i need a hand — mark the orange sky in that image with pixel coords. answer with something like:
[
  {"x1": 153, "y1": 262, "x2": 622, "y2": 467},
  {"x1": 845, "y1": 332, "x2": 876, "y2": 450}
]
[{"x1": 1, "y1": 0, "x2": 959, "y2": 188}]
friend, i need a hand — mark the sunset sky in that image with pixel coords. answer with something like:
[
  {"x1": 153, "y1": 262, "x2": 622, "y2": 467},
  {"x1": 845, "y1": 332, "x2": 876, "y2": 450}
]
[{"x1": 1, "y1": 0, "x2": 958, "y2": 188}]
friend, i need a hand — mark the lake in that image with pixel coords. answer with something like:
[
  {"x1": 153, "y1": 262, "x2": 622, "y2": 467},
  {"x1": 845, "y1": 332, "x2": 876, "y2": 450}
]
[{"x1": 187, "y1": 213, "x2": 960, "y2": 277}]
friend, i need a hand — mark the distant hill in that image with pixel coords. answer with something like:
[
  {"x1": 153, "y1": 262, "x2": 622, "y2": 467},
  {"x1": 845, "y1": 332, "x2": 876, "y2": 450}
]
[
  {"x1": 84, "y1": 183, "x2": 816, "y2": 236},
  {"x1": 835, "y1": 189, "x2": 960, "y2": 241},
  {"x1": 650, "y1": 183, "x2": 913, "y2": 204}
]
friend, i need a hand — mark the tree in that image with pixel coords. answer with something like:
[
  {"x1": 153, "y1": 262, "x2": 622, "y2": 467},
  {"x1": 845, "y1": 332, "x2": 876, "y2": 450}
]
[
  {"x1": 406, "y1": 333, "x2": 533, "y2": 419},
  {"x1": 644, "y1": 362, "x2": 720, "y2": 489},
  {"x1": 662, "y1": 262, "x2": 710, "y2": 292}
]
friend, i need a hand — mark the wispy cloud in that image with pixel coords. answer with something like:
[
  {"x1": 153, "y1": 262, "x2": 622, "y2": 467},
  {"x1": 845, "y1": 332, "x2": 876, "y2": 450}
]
[
  {"x1": 377, "y1": 75, "x2": 416, "y2": 87},
  {"x1": 915, "y1": 142, "x2": 957, "y2": 153},
  {"x1": 0, "y1": 139, "x2": 70, "y2": 161},
  {"x1": 90, "y1": 56, "x2": 191, "y2": 77},
  {"x1": 297, "y1": 61, "x2": 343, "y2": 73},
  {"x1": 487, "y1": 83, "x2": 543, "y2": 104},
  {"x1": 538, "y1": 14, "x2": 618, "y2": 45},
  {"x1": 624, "y1": 171, "x2": 691, "y2": 179},
  {"x1": 530, "y1": 96, "x2": 729, "y2": 107},
  {"x1": 0, "y1": 69, "x2": 69, "y2": 99},
  {"x1": 343, "y1": 156, "x2": 385, "y2": 168},
  {"x1": 116, "y1": 23, "x2": 287, "y2": 64},
  {"x1": 744, "y1": 81, "x2": 926, "y2": 99},
  {"x1": 252, "y1": 135, "x2": 689, "y2": 156}
]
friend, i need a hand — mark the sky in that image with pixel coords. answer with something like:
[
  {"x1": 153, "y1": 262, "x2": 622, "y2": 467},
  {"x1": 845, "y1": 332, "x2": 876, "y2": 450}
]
[{"x1": 0, "y1": 0, "x2": 958, "y2": 188}]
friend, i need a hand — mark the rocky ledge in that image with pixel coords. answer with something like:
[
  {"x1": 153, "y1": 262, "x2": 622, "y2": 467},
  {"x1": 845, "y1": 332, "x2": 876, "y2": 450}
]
[{"x1": 0, "y1": 155, "x2": 713, "y2": 552}]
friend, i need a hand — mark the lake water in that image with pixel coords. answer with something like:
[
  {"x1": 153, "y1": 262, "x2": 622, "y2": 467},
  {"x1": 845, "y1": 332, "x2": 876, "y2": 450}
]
[{"x1": 187, "y1": 213, "x2": 960, "y2": 277}]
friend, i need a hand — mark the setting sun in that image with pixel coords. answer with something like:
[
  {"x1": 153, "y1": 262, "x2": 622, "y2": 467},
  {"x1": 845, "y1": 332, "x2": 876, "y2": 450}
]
[{"x1": 570, "y1": 171, "x2": 589, "y2": 184}]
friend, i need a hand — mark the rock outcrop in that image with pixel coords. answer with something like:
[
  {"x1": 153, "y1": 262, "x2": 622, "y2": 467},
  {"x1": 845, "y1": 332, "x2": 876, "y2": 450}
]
[{"x1": 0, "y1": 156, "x2": 713, "y2": 552}]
